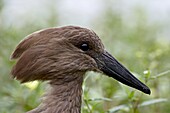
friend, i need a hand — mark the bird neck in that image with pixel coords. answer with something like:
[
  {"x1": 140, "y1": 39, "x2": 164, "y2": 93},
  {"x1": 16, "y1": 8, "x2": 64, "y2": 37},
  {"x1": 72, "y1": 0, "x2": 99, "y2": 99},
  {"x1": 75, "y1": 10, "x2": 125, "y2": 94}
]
[{"x1": 27, "y1": 75, "x2": 84, "y2": 113}]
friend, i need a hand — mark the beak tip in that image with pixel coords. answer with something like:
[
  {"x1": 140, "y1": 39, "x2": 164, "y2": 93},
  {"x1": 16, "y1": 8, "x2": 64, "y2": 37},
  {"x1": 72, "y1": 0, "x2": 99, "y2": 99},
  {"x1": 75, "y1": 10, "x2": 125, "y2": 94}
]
[{"x1": 143, "y1": 87, "x2": 151, "y2": 95}]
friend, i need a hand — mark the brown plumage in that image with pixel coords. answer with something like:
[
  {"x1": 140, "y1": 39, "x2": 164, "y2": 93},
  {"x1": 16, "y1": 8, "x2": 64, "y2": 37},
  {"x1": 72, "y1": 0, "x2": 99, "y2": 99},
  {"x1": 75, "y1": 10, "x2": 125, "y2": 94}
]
[{"x1": 11, "y1": 26, "x2": 150, "y2": 113}]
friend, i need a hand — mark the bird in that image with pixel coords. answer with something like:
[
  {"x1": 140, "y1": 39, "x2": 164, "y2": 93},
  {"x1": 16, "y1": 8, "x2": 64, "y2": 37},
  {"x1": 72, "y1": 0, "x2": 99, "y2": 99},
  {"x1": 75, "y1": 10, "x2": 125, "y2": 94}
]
[{"x1": 10, "y1": 26, "x2": 151, "y2": 113}]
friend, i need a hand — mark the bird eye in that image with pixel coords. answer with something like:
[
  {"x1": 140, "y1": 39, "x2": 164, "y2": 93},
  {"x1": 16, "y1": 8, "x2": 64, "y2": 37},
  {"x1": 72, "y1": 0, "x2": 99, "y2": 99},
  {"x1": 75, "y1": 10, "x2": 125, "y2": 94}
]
[{"x1": 80, "y1": 43, "x2": 89, "y2": 51}]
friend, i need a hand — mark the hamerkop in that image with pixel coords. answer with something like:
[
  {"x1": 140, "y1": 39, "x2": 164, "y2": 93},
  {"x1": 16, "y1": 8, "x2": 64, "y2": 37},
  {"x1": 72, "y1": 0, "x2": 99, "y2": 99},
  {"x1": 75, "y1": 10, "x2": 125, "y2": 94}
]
[{"x1": 10, "y1": 26, "x2": 150, "y2": 113}]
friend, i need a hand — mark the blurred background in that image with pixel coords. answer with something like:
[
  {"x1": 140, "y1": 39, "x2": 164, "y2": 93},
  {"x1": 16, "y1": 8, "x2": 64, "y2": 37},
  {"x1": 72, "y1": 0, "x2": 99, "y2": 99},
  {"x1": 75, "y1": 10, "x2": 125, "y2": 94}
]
[{"x1": 0, "y1": 0, "x2": 170, "y2": 113}]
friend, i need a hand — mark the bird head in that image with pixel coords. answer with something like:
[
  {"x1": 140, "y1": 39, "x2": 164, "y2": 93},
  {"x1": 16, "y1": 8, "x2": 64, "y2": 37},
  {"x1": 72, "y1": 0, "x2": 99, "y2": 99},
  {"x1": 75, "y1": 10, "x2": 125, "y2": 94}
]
[{"x1": 11, "y1": 26, "x2": 150, "y2": 94}]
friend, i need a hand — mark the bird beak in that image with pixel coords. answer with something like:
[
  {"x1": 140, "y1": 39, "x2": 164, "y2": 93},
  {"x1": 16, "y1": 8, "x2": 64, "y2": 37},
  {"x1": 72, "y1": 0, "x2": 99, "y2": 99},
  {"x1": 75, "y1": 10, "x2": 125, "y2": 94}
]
[{"x1": 95, "y1": 51, "x2": 151, "y2": 94}]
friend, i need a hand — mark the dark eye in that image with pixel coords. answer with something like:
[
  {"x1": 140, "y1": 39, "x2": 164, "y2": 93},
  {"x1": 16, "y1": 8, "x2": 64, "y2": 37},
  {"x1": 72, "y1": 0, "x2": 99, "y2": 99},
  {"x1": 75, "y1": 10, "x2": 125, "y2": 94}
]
[{"x1": 80, "y1": 43, "x2": 89, "y2": 51}]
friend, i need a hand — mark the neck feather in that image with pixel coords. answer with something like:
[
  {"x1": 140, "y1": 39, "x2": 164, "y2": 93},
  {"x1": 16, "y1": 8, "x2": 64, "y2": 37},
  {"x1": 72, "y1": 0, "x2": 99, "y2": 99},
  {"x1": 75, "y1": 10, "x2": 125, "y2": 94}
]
[{"x1": 27, "y1": 75, "x2": 84, "y2": 113}]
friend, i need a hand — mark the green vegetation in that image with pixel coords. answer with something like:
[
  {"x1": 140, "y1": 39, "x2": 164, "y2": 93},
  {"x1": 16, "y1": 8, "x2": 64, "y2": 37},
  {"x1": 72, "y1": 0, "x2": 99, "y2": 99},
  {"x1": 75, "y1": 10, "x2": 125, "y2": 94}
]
[{"x1": 0, "y1": 1, "x2": 170, "y2": 113}]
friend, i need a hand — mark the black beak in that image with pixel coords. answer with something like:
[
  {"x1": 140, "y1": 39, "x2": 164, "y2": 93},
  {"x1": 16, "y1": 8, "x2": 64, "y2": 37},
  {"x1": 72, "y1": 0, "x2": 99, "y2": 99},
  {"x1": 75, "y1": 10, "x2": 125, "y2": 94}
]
[{"x1": 95, "y1": 51, "x2": 151, "y2": 95}]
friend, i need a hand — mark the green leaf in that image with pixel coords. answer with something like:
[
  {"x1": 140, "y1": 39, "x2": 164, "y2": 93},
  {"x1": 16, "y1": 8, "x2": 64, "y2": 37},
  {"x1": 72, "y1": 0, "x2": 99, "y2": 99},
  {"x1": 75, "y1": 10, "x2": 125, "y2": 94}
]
[
  {"x1": 139, "y1": 98, "x2": 168, "y2": 107},
  {"x1": 88, "y1": 97, "x2": 112, "y2": 102},
  {"x1": 108, "y1": 98, "x2": 168, "y2": 113},
  {"x1": 151, "y1": 70, "x2": 170, "y2": 79},
  {"x1": 107, "y1": 104, "x2": 129, "y2": 113},
  {"x1": 128, "y1": 91, "x2": 135, "y2": 99}
]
